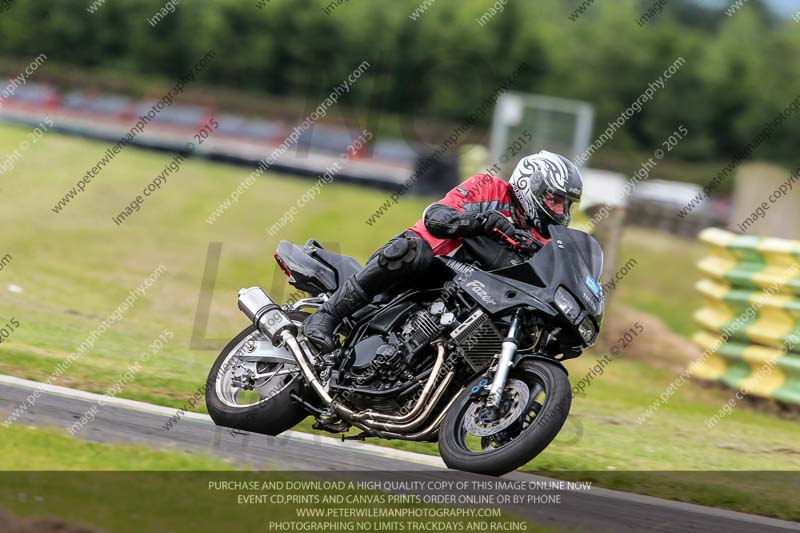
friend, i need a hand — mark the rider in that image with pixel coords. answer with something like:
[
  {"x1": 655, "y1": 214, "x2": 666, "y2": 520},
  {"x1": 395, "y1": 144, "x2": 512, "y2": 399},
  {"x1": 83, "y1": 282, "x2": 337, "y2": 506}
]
[{"x1": 303, "y1": 150, "x2": 583, "y2": 353}]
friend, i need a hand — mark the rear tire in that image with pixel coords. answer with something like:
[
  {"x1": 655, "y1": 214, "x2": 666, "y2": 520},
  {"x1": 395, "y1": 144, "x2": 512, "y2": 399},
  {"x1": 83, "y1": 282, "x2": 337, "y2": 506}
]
[
  {"x1": 438, "y1": 359, "x2": 571, "y2": 477},
  {"x1": 205, "y1": 312, "x2": 310, "y2": 436}
]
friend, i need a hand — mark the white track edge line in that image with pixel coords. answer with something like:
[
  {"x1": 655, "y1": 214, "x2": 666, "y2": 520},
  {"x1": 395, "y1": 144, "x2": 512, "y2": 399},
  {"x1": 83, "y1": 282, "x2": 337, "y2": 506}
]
[{"x1": 0, "y1": 374, "x2": 443, "y2": 467}]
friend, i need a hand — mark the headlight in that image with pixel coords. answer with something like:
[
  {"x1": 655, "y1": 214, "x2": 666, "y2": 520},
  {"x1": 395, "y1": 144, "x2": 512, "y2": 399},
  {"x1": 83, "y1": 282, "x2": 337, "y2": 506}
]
[
  {"x1": 578, "y1": 317, "x2": 596, "y2": 343},
  {"x1": 554, "y1": 287, "x2": 581, "y2": 322}
]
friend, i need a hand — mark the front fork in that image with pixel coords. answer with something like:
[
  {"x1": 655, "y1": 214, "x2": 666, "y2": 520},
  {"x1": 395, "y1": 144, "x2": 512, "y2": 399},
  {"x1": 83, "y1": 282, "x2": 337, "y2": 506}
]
[{"x1": 485, "y1": 309, "x2": 523, "y2": 408}]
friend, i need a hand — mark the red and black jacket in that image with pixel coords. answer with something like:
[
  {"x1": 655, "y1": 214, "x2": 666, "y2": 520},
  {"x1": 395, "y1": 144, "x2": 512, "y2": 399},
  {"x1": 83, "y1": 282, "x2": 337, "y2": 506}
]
[{"x1": 408, "y1": 174, "x2": 549, "y2": 268}]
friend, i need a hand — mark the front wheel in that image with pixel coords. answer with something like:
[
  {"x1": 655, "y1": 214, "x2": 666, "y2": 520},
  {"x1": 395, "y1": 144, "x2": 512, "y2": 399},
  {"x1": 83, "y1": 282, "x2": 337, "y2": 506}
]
[{"x1": 438, "y1": 359, "x2": 571, "y2": 477}]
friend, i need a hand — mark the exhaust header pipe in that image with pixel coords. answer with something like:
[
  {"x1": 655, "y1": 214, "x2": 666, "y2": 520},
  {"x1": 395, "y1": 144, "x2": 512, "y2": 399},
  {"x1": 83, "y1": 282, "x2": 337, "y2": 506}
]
[
  {"x1": 237, "y1": 286, "x2": 453, "y2": 439},
  {"x1": 238, "y1": 287, "x2": 297, "y2": 346}
]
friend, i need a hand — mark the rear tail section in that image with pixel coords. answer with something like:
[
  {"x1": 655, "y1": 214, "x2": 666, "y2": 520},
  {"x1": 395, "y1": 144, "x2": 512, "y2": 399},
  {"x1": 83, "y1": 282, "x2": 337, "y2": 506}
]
[{"x1": 274, "y1": 239, "x2": 361, "y2": 296}]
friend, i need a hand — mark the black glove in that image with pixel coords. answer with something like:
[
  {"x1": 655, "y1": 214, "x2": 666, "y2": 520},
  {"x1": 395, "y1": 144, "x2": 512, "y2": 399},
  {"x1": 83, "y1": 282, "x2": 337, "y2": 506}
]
[
  {"x1": 511, "y1": 229, "x2": 543, "y2": 255},
  {"x1": 478, "y1": 210, "x2": 516, "y2": 240}
]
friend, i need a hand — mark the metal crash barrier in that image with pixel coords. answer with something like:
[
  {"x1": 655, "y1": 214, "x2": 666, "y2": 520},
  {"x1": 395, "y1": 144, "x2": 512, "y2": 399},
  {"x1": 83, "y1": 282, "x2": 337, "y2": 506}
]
[{"x1": 692, "y1": 228, "x2": 800, "y2": 405}]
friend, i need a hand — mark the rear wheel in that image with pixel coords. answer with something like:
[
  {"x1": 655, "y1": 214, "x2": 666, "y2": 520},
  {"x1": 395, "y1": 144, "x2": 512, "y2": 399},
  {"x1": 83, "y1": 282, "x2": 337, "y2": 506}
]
[
  {"x1": 438, "y1": 359, "x2": 571, "y2": 476},
  {"x1": 205, "y1": 312, "x2": 310, "y2": 435}
]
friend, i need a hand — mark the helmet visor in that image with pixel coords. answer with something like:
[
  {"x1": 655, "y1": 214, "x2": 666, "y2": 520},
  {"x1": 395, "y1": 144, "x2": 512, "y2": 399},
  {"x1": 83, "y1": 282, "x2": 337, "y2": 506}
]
[
  {"x1": 543, "y1": 191, "x2": 567, "y2": 216},
  {"x1": 540, "y1": 189, "x2": 577, "y2": 225}
]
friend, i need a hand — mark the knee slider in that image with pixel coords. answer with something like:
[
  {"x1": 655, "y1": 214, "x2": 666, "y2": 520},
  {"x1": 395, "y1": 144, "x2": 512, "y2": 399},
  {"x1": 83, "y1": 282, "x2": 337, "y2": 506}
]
[
  {"x1": 379, "y1": 237, "x2": 431, "y2": 272},
  {"x1": 379, "y1": 238, "x2": 414, "y2": 271}
]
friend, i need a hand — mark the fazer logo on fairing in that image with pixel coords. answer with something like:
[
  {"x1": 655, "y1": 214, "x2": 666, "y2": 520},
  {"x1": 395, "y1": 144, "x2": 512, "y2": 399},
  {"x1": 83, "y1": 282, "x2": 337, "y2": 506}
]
[{"x1": 465, "y1": 280, "x2": 497, "y2": 305}]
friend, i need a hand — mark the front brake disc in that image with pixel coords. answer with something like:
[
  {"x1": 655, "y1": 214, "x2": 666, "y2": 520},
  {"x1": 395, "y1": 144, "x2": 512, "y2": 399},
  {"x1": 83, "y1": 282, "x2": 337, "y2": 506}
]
[{"x1": 463, "y1": 379, "x2": 530, "y2": 437}]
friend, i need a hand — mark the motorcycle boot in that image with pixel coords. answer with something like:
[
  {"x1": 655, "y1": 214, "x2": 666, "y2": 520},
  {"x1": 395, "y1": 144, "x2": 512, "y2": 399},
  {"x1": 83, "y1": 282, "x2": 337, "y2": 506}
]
[{"x1": 303, "y1": 276, "x2": 370, "y2": 353}]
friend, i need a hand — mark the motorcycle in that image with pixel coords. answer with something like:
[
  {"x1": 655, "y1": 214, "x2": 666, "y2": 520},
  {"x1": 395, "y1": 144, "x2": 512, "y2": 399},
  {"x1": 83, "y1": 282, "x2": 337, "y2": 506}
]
[{"x1": 205, "y1": 225, "x2": 604, "y2": 476}]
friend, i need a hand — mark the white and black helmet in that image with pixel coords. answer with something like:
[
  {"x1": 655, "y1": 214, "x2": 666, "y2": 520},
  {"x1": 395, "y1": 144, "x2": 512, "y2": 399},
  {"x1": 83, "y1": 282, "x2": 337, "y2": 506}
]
[{"x1": 508, "y1": 150, "x2": 582, "y2": 236}]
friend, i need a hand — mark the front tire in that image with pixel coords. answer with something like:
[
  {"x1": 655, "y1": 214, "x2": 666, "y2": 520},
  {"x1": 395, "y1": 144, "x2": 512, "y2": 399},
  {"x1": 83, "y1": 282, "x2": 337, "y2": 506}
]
[
  {"x1": 438, "y1": 359, "x2": 571, "y2": 477},
  {"x1": 205, "y1": 312, "x2": 310, "y2": 436}
]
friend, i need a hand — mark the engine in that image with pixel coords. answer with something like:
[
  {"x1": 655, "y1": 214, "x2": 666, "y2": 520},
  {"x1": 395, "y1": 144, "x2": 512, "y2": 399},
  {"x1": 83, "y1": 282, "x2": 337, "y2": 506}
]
[
  {"x1": 345, "y1": 309, "x2": 439, "y2": 388},
  {"x1": 332, "y1": 298, "x2": 504, "y2": 411}
]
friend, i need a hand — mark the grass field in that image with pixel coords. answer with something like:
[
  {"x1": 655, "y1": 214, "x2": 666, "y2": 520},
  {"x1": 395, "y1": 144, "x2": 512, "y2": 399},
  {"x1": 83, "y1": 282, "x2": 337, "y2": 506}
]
[
  {"x1": 0, "y1": 424, "x2": 234, "y2": 470},
  {"x1": 0, "y1": 123, "x2": 798, "y2": 519},
  {"x1": 615, "y1": 227, "x2": 706, "y2": 338}
]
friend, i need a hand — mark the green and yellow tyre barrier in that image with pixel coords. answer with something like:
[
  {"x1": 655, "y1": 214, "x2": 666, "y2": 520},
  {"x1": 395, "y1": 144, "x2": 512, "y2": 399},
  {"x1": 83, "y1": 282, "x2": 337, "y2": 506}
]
[
  {"x1": 694, "y1": 278, "x2": 800, "y2": 350},
  {"x1": 698, "y1": 228, "x2": 800, "y2": 296},
  {"x1": 692, "y1": 330, "x2": 800, "y2": 405},
  {"x1": 693, "y1": 229, "x2": 800, "y2": 405}
]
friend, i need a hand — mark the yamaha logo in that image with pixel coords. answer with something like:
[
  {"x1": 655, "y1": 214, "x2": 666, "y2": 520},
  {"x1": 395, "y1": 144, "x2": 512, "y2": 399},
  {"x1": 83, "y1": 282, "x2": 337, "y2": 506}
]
[{"x1": 443, "y1": 258, "x2": 475, "y2": 275}]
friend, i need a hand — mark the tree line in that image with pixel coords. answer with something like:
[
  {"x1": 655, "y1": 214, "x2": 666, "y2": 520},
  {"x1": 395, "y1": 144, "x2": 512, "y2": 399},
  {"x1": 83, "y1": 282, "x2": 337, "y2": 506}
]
[{"x1": 0, "y1": 0, "x2": 797, "y2": 165}]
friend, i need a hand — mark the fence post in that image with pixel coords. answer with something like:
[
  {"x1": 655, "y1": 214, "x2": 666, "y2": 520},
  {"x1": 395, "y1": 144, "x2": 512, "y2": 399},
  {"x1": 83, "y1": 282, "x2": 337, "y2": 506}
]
[
  {"x1": 585, "y1": 204, "x2": 625, "y2": 303},
  {"x1": 731, "y1": 162, "x2": 800, "y2": 239}
]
